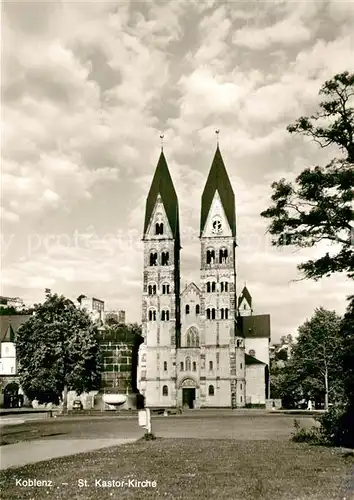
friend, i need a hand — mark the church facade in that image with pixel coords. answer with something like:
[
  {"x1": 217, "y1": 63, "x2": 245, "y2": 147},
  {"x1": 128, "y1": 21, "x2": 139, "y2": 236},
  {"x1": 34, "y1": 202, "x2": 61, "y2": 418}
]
[{"x1": 137, "y1": 146, "x2": 270, "y2": 408}]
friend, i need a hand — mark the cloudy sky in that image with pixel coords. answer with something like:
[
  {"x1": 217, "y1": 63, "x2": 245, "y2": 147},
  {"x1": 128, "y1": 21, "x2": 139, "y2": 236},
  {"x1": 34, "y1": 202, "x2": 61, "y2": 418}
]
[{"x1": 1, "y1": 0, "x2": 353, "y2": 342}]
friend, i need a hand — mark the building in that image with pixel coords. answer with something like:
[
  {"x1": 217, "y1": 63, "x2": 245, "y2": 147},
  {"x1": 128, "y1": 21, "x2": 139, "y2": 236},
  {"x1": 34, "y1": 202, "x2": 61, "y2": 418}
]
[
  {"x1": 103, "y1": 310, "x2": 126, "y2": 325},
  {"x1": 0, "y1": 315, "x2": 32, "y2": 407},
  {"x1": 0, "y1": 296, "x2": 25, "y2": 311},
  {"x1": 138, "y1": 146, "x2": 270, "y2": 408},
  {"x1": 80, "y1": 296, "x2": 105, "y2": 323}
]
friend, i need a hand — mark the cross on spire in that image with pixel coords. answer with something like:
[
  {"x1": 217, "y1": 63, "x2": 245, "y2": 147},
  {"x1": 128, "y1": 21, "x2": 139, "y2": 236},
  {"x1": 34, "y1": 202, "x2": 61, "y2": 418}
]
[
  {"x1": 160, "y1": 134, "x2": 164, "y2": 151},
  {"x1": 215, "y1": 129, "x2": 220, "y2": 147}
]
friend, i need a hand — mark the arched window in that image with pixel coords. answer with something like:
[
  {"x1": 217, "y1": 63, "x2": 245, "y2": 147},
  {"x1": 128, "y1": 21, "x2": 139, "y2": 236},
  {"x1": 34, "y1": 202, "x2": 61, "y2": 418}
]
[
  {"x1": 206, "y1": 308, "x2": 211, "y2": 320},
  {"x1": 153, "y1": 310, "x2": 156, "y2": 321},
  {"x1": 161, "y1": 310, "x2": 165, "y2": 321},
  {"x1": 225, "y1": 282, "x2": 228, "y2": 292},
  {"x1": 164, "y1": 361, "x2": 168, "y2": 371},
  {"x1": 155, "y1": 222, "x2": 164, "y2": 235},
  {"x1": 162, "y1": 283, "x2": 170, "y2": 295},
  {"x1": 209, "y1": 361, "x2": 213, "y2": 371},
  {"x1": 196, "y1": 304, "x2": 200, "y2": 315},
  {"x1": 185, "y1": 357, "x2": 191, "y2": 371},
  {"x1": 207, "y1": 282, "x2": 211, "y2": 293},
  {"x1": 148, "y1": 285, "x2": 152, "y2": 295},
  {"x1": 150, "y1": 252, "x2": 158, "y2": 266},
  {"x1": 206, "y1": 249, "x2": 215, "y2": 264},
  {"x1": 166, "y1": 310, "x2": 169, "y2": 321},
  {"x1": 220, "y1": 308, "x2": 224, "y2": 320},
  {"x1": 180, "y1": 362, "x2": 184, "y2": 371},
  {"x1": 249, "y1": 349, "x2": 256, "y2": 357},
  {"x1": 225, "y1": 308, "x2": 229, "y2": 319},
  {"x1": 208, "y1": 385, "x2": 214, "y2": 396},
  {"x1": 185, "y1": 304, "x2": 190, "y2": 315},
  {"x1": 192, "y1": 361, "x2": 196, "y2": 371},
  {"x1": 162, "y1": 385, "x2": 168, "y2": 396},
  {"x1": 211, "y1": 308, "x2": 216, "y2": 320},
  {"x1": 220, "y1": 282, "x2": 224, "y2": 293},
  {"x1": 148, "y1": 309, "x2": 157, "y2": 321},
  {"x1": 219, "y1": 248, "x2": 228, "y2": 264},
  {"x1": 149, "y1": 310, "x2": 152, "y2": 321},
  {"x1": 237, "y1": 339, "x2": 241, "y2": 347},
  {"x1": 161, "y1": 252, "x2": 169, "y2": 266},
  {"x1": 211, "y1": 282, "x2": 216, "y2": 293}
]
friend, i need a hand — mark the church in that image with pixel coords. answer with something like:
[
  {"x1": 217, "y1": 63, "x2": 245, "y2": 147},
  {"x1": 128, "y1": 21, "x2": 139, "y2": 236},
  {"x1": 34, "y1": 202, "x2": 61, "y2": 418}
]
[{"x1": 137, "y1": 143, "x2": 271, "y2": 409}]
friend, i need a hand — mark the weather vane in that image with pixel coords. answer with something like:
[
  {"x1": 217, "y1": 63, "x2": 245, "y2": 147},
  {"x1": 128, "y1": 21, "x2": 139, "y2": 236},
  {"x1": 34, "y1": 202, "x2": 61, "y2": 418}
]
[
  {"x1": 160, "y1": 134, "x2": 164, "y2": 151},
  {"x1": 215, "y1": 129, "x2": 220, "y2": 146}
]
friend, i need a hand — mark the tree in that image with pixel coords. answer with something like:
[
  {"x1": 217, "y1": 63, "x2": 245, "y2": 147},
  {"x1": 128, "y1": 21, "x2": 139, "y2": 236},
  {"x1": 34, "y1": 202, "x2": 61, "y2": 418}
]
[
  {"x1": 290, "y1": 307, "x2": 343, "y2": 410},
  {"x1": 261, "y1": 72, "x2": 354, "y2": 280},
  {"x1": 16, "y1": 293, "x2": 101, "y2": 411},
  {"x1": 77, "y1": 294, "x2": 86, "y2": 305}
]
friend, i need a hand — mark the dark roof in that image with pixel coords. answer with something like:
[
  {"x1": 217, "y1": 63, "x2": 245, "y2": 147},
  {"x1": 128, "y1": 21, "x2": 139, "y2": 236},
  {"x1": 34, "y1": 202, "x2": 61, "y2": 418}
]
[
  {"x1": 238, "y1": 286, "x2": 252, "y2": 308},
  {"x1": 200, "y1": 146, "x2": 236, "y2": 237},
  {"x1": 0, "y1": 315, "x2": 32, "y2": 343},
  {"x1": 245, "y1": 353, "x2": 265, "y2": 365},
  {"x1": 237, "y1": 314, "x2": 271, "y2": 339},
  {"x1": 143, "y1": 151, "x2": 180, "y2": 243}
]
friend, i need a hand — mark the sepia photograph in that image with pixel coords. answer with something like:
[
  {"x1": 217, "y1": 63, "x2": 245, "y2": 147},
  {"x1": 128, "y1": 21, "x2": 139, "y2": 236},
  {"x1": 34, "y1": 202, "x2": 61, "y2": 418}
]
[{"x1": 0, "y1": 0, "x2": 353, "y2": 498}]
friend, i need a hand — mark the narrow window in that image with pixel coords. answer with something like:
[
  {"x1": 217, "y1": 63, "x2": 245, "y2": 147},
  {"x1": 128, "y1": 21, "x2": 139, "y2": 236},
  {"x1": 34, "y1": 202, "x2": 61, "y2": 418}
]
[
  {"x1": 209, "y1": 361, "x2": 213, "y2": 371},
  {"x1": 187, "y1": 332, "x2": 191, "y2": 347},
  {"x1": 206, "y1": 308, "x2": 211, "y2": 320},
  {"x1": 196, "y1": 304, "x2": 200, "y2": 315},
  {"x1": 162, "y1": 385, "x2": 168, "y2": 396},
  {"x1": 149, "y1": 310, "x2": 152, "y2": 321},
  {"x1": 211, "y1": 308, "x2": 216, "y2": 320},
  {"x1": 186, "y1": 357, "x2": 191, "y2": 371},
  {"x1": 164, "y1": 361, "x2": 167, "y2": 371},
  {"x1": 208, "y1": 385, "x2": 214, "y2": 396},
  {"x1": 155, "y1": 223, "x2": 160, "y2": 235},
  {"x1": 150, "y1": 252, "x2": 158, "y2": 266},
  {"x1": 220, "y1": 282, "x2": 224, "y2": 293},
  {"x1": 207, "y1": 251, "x2": 211, "y2": 264},
  {"x1": 240, "y1": 363, "x2": 243, "y2": 369},
  {"x1": 225, "y1": 282, "x2": 228, "y2": 292},
  {"x1": 240, "y1": 396, "x2": 243, "y2": 403},
  {"x1": 225, "y1": 308, "x2": 229, "y2": 319},
  {"x1": 161, "y1": 252, "x2": 169, "y2": 266},
  {"x1": 180, "y1": 362, "x2": 184, "y2": 371},
  {"x1": 210, "y1": 250, "x2": 215, "y2": 263},
  {"x1": 185, "y1": 304, "x2": 190, "y2": 315},
  {"x1": 166, "y1": 310, "x2": 169, "y2": 321},
  {"x1": 162, "y1": 284, "x2": 166, "y2": 294},
  {"x1": 240, "y1": 383, "x2": 243, "y2": 390},
  {"x1": 153, "y1": 310, "x2": 156, "y2": 321},
  {"x1": 207, "y1": 282, "x2": 211, "y2": 293},
  {"x1": 237, "y1": 340, "x2": 240, "y2": 347},
  {"x1": 195, "y1": 333, "x2": 199, "y2": 347},
  {"x1": 166, "y1": 284, "x2": 170, "y2": 294},
  {"x1": 211, "y1": 282, "x2": 216, "y2": 292},
  {"x1": 159, "y1": 223, "x2": 164, "y2": 235},
  {"x1": 161, "y1": 310, "x2": 165, "y2": 321},
  {"x1": 148, "y1": 285, "x2": 152, "y2": 295},
  {"x1": 153, "y1": 285, "x2": 157, "y2": 295},
  {"x1": 192, "y1": 361, "x2": 196, "y2": 371}
]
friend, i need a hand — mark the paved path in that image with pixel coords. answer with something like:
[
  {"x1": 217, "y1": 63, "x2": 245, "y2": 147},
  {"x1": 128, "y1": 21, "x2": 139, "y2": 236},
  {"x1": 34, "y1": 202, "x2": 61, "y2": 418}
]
[{"x1": 0, "y1": 438, "x2": 137, "y2": 470}]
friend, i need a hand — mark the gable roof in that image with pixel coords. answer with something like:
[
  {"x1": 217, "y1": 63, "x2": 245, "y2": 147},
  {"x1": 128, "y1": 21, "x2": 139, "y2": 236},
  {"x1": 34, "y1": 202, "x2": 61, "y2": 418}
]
[
  {"x1": 245, "y1": 353, "x2": 265, "y2": 365},
  {"x1": 143, "y1": 151, "x2": 180, "y2": 243},
  {"x1": 0, "y1": 315, "x2": 32, "y2": 343},
  {"x1": 200, "y1": 146, "x2": 236, "y2": 237},
  {"x1": 238, "y1": 286, "x2": 252, "y2": 308},
  {"x1": 181, "y1": 282, "x2": 202, "y2": 296},
  {"x1": 237, "y1": 314, "x2": 271, "y2": 339}
]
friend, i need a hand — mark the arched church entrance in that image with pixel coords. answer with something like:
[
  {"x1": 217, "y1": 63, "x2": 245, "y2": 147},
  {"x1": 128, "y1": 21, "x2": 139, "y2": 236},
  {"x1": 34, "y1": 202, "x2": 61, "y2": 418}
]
[
  {"x1": 179, "y1": 378, "x2": 198, "y2": 409},
  {"x1": 4, "y1": 382, "x2": 20, "y2": 408}
]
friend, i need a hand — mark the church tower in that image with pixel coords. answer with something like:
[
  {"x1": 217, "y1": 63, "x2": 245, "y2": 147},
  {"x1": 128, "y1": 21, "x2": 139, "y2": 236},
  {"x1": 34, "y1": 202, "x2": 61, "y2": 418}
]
[
  {"x1": 141, "y1": 150, "x2": 180, "y2": 407},
  {"x1": 199, "y1": 145, "x2": 245, "y2": 407},
  {"x1": 238, "y1": 285, "x2": 253, "y2": 316}
]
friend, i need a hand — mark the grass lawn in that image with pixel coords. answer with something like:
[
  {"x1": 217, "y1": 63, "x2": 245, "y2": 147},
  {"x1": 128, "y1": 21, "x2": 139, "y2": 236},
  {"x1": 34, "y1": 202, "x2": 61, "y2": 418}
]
[{"x1": 0, "y1": 439, "x2": 353, "y2": 500}]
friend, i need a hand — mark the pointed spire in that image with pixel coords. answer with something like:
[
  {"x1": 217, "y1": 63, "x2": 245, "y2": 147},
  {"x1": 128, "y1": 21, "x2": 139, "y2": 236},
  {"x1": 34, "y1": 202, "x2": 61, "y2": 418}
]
[
  {"x1": 200, "y1": 144, "x2": 236, "y2": 237},
  {"x1": 143, "y1": 149, "x2": 180, "y2": 243}
]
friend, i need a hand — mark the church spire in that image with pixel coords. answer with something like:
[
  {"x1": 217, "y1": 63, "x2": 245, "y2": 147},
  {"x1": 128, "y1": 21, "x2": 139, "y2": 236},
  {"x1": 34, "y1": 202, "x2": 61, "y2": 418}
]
[
  {"x1": 200, "y1": 144, "x2": 236, "y2": 237},
  {"x1": 143, "y1": 149, "x2": 180, "y2": 243}
]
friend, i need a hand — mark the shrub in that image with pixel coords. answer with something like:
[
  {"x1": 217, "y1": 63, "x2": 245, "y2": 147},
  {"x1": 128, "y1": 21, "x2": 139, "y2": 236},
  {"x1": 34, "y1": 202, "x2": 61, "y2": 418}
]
[
  {"x1": 291, "y1": 419, "x2": 322, "y2": 444},
  {"x1": 317, "y1": 405, "x2": 354, "y2": 448}
]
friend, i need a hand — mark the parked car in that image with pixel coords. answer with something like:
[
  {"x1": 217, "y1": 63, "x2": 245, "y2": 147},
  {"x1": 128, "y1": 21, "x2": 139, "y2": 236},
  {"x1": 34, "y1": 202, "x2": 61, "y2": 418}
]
[{"x1": 72, "y1": 399, "x2": 83, "y2": 410}]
